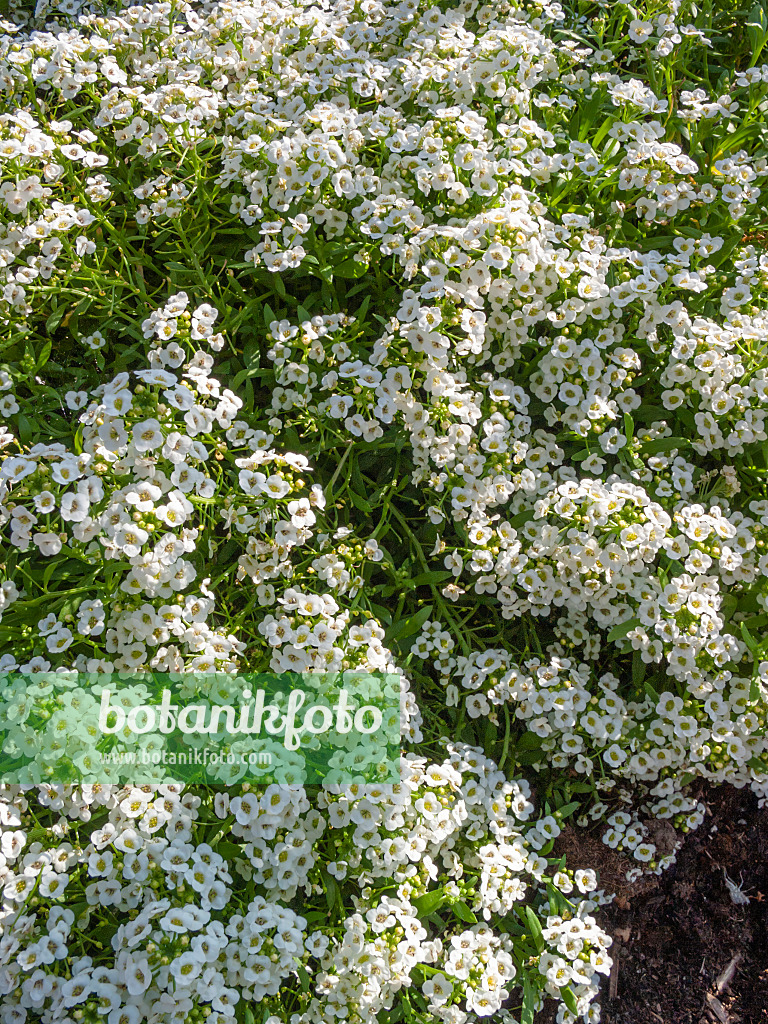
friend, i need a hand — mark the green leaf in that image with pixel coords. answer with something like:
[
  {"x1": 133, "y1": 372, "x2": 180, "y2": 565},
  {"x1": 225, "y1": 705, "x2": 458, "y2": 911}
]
[
  {"x1": 69, "y1": 900, "x2": 90, "y2": 924},
  {"x1": 230, "y1": 365, "x2": 269, "y2": 391},
  {"x1": 635, "y1": 404, "x2": 670, "y2": 424},
  {"x1": 561, "y1": 985, "x2": 579, "y2": 1017},
  {"x1": 638, "y1": 437, "x2": 689, "y2": 455},
  {"x1": 710, "y1": 231, "x2": 745, "y2": 268},
  {"x1": 555, "y1": 801, "x2": 581, "y2": 821},
  {"x1": 522, "y1": 976, "x2": 536, "y2": 1024},
  {"x1": 17, "y1": 414, "x2": 34, "y2": 445},
  {"x1": 322, "y1": 870, "x2": 340, "y2": 912},
  {"x1": 35, "y1": 340, "x2": 52, "y2": 372},
  {"x1": 387, "y1": 604, "x2": 433, "y2": 643},
  {"x1": 525, "y1": 906, "x2": 545, "y2": 953},
  {"x1": 592, "y1": 111, "x2": 614, "y2": 149},
  {"x1": 42, "y1": 558, "x2": 83, "y2": 592},
  {"x1": 452, "y1": 901, "x2": 477, "y2": 924},
  {"x1": 747, "y1": 2, "x2": 768, "y2": 66},
  {"x1": 516, "y1": 749, "x2": 546, "y2": 765},
  {"x1": 348, "y1": 490, "x2": 371, "y2": 514},
  {"x1": 212, "y1": 840, "x2": 242, "y2": 860},
  {"x1": 413, "y1": 887, "x2": 447, "y2": 917},
  {"x1": 574, "y1": 88, "x2": 605, "y2": 141},
  {"x1": 509, "y1": 509, "x2": 535, "y2": 528},
  {"x1": 623, "y1": 412, "x2": 634, "y2": 444},
  {"x1": 719, "y1": 593, "x2": 739, "y2": 622},
  {"x1": 272, "y1": 272, "x2": 287, "y2": 299},
  {"x1": 741, "y1": 621, "x2": 759, "y2": 652},
  {"x1": 485, "y1": 722, "x2": 499, "y2": 761},
  {"x1": 402, "y1": 993, "x2": 416, "y2": 1024},
  {"x1": 569, "y1": 781, "x2": 596, "y2": 794},
  {"x1": 632, "y1": 649, "x2": 646, "y2": 687},
  {"x1": 644, "y1": 680, "x2": 660, "y2": 702},
  {"x1": 335, "y1": 258, "x2": 368, "y2": 279},
  {"x1": 411, "y1": 570, "x2": 454, "y2": 587},
  {"x1": 618, "y1": 448, "x2": 643, "y2": 471},
  {"x1": 516, "y1": 731, "x2": 543, "y2": 751},
  {"x1": 46, "y1": 303, "x2": 67, "y2": 334},
  {"x1": 297, "y1": 964, "x2": 311, "y2": 992},
  {"x1": 355, "y1": 293, "x2": 371, "y2": 322},
  {"x1": 368, "y1": 602, "x2": 393, "y2": 626},
  {"x1": 89, "y1": 924, "x2": 116, "y2": 947},
  {"x1": 606, "y1": 617, "x2": 641, "y2": 643}
]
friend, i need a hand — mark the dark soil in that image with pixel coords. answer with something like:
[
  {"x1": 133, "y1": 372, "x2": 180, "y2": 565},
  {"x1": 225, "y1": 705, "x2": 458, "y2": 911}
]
[{"x1": 542, "y1": 783, "x2": 768, "y2": 1023}]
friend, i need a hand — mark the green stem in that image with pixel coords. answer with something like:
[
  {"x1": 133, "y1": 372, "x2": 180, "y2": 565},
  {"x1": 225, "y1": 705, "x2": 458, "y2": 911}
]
[
  {"x1": 499, "y1": 703, "x2": 513, "y2": 772},
  {"x1": 388, "y1": 503, "x2": 473, "y2": 657}
]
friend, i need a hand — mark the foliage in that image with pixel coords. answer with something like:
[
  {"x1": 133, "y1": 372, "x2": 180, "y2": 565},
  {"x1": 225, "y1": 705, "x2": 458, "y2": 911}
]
[{"x1": 0, "y1": 0, "x2": 766, "y2": 1022}]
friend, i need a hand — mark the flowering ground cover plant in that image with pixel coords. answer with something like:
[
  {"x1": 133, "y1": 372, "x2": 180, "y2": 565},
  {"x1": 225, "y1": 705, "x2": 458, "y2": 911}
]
[{"x1": 0, "y1": 0, "x2": 767, "y2": 1020}]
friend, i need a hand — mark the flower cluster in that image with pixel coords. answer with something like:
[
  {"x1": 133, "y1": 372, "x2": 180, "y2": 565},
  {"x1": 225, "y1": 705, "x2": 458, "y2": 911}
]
[{"x1": 0, "y1": 0, "x2": 766, "y2": 1022}]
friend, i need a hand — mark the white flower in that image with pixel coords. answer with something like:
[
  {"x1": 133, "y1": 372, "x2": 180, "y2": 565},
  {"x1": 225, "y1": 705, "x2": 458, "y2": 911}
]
[
  {"x1": 598, "y1": 427, "x2": 627, "y2": 454},
  {"x1": 59, "y1": 492, "x2": 90, "y2": 522},
  {"x1": 603, "y1": 744, "x2": 628, "y2": 768},
  {"x1": 628, "y1": 19, "x2": 654, "y2": 43},
  {"x1": 34, "y1": 532, "x2": 63, "y2": 557},
  {"x1": 132, "y1": 418, "x2": 164, "y2": 452},
  {"x1": 65, "y1": 391, "x2": 89, "y2": 410},
  {"x1": 170, "y1": 952, "x2": 203, "y2": 985},
  {"x1": 46, "y1": 626, "x2": 73, "y2": 652}
]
